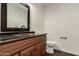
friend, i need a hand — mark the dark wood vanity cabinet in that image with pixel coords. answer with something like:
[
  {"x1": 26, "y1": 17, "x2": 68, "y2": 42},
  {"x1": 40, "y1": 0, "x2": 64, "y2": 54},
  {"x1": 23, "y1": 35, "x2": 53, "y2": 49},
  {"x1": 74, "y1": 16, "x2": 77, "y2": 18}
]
[
  {"x1": 14, "y1": 53, "x2": 19, "y2": 56},
  {"x1": 0, "y1": 34, "x2": 46, "y2": 56},
  {"x1": 20, "y1": 41, "x2": 45, "y2": 56},
  {"x1": 33, "y1": 41, "x2": 46, "y2": 56},
  {"x1": 20, "y1": 40, "x2": 46, "y2": 56},
  {"x1": 20, "y1": 46, "x2": 34, "y2": 56}
]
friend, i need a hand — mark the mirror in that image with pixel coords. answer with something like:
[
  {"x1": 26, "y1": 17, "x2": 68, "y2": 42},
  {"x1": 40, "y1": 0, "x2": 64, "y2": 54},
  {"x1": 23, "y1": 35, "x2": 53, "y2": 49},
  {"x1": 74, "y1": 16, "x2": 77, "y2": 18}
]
[
  {"x1": 7, "y1": 4, "x2": 28, "y2": 28},
  {"x1": 1, "y1": 3, "x2": 30, "y2": 32}
]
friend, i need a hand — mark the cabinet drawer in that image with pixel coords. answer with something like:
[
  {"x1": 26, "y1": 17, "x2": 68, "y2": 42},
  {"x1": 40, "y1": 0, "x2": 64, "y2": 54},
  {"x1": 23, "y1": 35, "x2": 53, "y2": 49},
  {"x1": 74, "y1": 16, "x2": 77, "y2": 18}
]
[{"x1": 20, "y1": 46, "x2": 34, "y2": 56}]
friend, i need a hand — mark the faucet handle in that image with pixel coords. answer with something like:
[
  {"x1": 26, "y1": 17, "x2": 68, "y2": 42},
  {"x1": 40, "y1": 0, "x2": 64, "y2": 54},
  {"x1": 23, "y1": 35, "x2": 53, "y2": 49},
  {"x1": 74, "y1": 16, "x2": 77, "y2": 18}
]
[{"x1": 21, "y1": 25, "x2": 26, "y2": 29}]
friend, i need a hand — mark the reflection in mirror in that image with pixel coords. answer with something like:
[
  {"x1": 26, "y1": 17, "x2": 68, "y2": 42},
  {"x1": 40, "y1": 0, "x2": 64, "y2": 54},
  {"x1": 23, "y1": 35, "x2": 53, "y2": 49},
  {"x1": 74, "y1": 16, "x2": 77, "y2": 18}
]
[
  {"x1": 7, "y1": 4, "x2": 28, "y2": 28},
  {"x1": 1, "y1": 3, "x2": 30, "y2": 32}
]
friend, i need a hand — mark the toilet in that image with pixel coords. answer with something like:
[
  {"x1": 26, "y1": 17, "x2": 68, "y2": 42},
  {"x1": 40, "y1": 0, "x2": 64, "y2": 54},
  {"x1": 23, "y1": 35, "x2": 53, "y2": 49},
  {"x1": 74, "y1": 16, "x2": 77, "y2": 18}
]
[{"x1": 46, "y1": 41, "x2": 56, "y2": 53}]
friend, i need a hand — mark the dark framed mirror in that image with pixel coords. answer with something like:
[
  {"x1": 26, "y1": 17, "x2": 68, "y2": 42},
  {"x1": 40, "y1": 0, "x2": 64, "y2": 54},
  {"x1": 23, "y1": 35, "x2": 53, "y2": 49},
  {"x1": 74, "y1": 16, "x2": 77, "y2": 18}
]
[{"x1": 1, "y1": 3, "x2": 30, "y2": 32}]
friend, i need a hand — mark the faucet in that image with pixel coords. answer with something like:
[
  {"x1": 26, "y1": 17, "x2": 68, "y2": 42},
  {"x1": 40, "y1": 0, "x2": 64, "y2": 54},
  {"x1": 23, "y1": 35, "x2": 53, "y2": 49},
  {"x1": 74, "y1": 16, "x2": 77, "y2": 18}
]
[
  {"x1": 20, "y1": 25, "x2": 26, "y2": 33},
  {"x1": 21, "y1": 25, "x2": 26, "y2": 29}
]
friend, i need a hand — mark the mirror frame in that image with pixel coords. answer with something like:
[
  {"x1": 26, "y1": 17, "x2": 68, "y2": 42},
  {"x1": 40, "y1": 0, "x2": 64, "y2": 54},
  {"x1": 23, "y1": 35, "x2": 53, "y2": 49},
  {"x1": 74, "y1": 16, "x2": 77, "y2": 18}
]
[{"x1": 1, "y1": 3, "x2": 30, "y2": 32}]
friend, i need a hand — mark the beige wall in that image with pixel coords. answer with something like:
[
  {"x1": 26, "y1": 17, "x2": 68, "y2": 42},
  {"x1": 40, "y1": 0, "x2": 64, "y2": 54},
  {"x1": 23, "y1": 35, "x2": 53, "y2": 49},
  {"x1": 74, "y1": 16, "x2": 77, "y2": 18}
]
[
  {"x1": 44, "y1": 3, "x2": 79, "y2": 55},
  {"x1": 30, "y1": 3, "x2": 44, "y2": 33}
]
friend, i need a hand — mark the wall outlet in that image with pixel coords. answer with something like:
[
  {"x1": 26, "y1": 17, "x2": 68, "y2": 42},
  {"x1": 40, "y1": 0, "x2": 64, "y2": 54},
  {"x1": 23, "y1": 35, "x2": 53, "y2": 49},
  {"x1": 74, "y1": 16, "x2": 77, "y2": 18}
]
[{"x1": 60, "y1": 37, "x2": 67, "y2": 40}]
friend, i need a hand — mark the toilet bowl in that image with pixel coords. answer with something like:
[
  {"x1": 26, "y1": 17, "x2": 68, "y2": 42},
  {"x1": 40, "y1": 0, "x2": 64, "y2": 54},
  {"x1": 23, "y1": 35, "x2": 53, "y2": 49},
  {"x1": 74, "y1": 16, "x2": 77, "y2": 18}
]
[{"x1": 46, "y1": 41, "x2": 56, "y2": 53}]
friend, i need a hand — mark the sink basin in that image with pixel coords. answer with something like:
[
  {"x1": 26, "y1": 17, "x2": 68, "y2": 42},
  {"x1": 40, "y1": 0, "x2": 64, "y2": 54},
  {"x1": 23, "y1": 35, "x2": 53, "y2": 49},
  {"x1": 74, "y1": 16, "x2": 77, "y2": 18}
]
[
  {"x1": 13, "y1": 34, "x2": 29, "y2": 37},
  {"x1": 0, "y1": 35, "x2": 20, "y2": 41},
  {"x1": 13, "y1": 33, "x2": 34, "y2": 37},
  {"x1": 0, "y1": 34, "x2": 34, "y2": 41}
]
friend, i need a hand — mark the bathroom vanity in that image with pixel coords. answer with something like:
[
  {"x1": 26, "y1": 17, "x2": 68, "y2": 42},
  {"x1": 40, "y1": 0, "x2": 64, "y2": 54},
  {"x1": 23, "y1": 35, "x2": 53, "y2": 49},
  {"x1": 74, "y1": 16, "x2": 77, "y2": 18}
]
[
  {"x1": 0, "y1": 33, "x2": 46, "y2": 56},
  {"x1": 0, "y1": 3, "x2": 46, "y2": 56}
]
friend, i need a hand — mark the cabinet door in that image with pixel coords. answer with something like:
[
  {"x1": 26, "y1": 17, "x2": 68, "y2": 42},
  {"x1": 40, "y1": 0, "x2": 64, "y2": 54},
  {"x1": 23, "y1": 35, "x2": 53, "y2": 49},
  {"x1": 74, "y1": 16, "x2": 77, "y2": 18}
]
[
  {"x1": 32, "y1": 42, "x2": 46, "y2": 56},
  {"x1": 20, "y1": 41, "x2": 46, "y2": 56},
  {"x1": 32, "y1": 42, "x2": 42, "y2": 56},
  {"x1": 41, "y1": 41, "x2": 46, "y2": 56},
  {"x1": 20, "y1": 46, "x2": 34, "y2": 56}
]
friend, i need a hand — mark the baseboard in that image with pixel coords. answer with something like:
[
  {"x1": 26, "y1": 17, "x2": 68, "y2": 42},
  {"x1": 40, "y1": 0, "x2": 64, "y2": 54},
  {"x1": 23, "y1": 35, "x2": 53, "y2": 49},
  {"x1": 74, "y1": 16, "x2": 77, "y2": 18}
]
[{"x1": 55, "y1": 48, "x2": 78, "y2": 56}]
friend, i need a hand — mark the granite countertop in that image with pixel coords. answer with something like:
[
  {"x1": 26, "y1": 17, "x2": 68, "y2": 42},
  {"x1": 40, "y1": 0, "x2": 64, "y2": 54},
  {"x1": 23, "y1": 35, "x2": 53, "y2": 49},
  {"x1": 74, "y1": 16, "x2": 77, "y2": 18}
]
[{"x1": 0, "y1": 33, "x2": 46, "y2": 45}]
